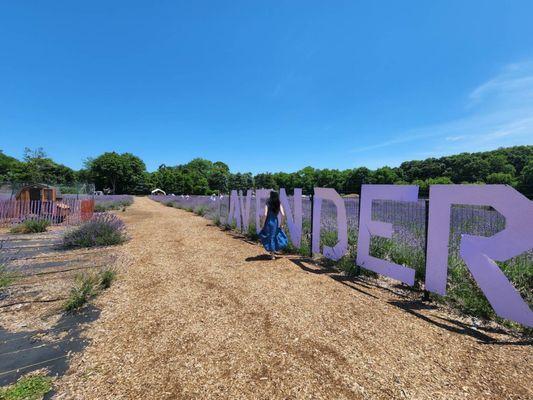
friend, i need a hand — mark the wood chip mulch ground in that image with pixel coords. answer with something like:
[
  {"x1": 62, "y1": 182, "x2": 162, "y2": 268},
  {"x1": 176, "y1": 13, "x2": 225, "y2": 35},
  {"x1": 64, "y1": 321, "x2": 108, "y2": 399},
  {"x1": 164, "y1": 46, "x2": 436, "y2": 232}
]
[{"x1": 54, "y1": 197, "x2": 532, "y2": 399}]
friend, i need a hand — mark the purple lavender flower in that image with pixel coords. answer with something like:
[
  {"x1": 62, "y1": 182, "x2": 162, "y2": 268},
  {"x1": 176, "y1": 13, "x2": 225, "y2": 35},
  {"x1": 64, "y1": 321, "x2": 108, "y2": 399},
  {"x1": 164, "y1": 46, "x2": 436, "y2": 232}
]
[{"x1": 63, "y1": 212, "x2": 127, "y2": 248}]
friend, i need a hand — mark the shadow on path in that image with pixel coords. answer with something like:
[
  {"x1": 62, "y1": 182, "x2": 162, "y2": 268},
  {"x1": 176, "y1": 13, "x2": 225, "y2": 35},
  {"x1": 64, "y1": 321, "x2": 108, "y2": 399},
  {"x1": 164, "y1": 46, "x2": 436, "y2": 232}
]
[
  {"x1": 245, "y1": 254, "x2": 276, "y2": 262},
  {"x1": 388, "y1": 300, "x2": 531, "y2": 346},
  {"x1": 286, "y1": 256, "x2": 529, "y2": 346},
  {"x1": 0, "y1": 305, "x2": 100, "y2": 388}
]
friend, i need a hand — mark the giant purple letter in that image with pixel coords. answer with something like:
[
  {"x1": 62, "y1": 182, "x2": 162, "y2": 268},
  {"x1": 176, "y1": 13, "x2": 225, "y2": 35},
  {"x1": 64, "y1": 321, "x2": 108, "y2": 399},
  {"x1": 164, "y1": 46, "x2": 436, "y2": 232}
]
[
  {"x1": 255, "y1": 189, "x2": 271, "y2": 234},
  {"x1": 356, "y1": 185, "x2": 418, "y2": 286},
  {"x1": 280, "y1": 188, "x2": 303, "y2": 247},
  {"x1": 239, "y1": 190, "x2": 253, "y2": 232},
  {"x1": 228, "y1": 189, "x2": 242, "y2": 230},
  {"x1": 425, "y1": 184, "x2": 533, "y2": 327},
  {"x1": 312, "y1": 188, "x2": 347, "y2": 260}
]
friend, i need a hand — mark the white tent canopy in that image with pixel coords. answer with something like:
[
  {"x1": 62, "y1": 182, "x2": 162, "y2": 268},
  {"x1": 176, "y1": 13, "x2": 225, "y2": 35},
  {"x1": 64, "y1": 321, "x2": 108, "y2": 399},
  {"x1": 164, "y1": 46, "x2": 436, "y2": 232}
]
[{"x1": 151, "y1": 188, "x2": 166, "y2": 195}]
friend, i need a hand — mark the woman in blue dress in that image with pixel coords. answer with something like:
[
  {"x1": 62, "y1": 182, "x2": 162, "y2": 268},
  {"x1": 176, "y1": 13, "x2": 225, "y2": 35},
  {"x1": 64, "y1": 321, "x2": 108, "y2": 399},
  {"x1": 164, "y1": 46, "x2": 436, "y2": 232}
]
[{"x1": 259, "y1": 191, "x2": 288, "y2": 259}]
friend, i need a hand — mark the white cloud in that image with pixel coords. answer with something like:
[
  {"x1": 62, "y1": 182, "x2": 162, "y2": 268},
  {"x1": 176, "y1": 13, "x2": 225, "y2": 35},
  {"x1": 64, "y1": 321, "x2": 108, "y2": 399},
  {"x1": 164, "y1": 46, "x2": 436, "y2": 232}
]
[
  {"x1": 352, "y1": 60, "x2": 533, "y2": 157},
  {"x1": 445, "y1": 136, "x2": 465, "y2": 142},
  {"x1": 468, "y1": 61, "x2": 533, "y2": 108}
]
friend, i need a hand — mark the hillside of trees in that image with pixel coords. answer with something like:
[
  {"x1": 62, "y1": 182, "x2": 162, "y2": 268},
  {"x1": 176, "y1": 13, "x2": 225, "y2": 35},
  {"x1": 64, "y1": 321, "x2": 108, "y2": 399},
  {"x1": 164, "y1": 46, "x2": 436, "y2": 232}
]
[{"x1": 1, "y1": 145, "x2": 532, "y2": 197}]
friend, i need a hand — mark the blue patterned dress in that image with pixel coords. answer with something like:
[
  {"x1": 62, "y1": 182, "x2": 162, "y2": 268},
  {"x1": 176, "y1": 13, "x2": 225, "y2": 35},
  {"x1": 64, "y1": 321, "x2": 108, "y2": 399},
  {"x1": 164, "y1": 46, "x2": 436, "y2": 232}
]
[{"x1": 259, "y1": 209, "x2": 288, "y2": 252}]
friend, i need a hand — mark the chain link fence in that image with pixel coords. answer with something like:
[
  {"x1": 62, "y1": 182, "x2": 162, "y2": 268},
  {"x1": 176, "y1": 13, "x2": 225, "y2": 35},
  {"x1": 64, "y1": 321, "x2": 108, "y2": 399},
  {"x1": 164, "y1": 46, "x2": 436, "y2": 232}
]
[{"x1": 0, "y1": 181, "x2": 95, "y2": 200}]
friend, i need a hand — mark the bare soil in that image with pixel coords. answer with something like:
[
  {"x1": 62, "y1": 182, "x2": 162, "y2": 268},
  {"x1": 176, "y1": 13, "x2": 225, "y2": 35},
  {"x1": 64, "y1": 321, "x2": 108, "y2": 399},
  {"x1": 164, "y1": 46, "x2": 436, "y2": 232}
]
[{"x1": 55, "y1": 197, "x2": 532, "y2": 399}]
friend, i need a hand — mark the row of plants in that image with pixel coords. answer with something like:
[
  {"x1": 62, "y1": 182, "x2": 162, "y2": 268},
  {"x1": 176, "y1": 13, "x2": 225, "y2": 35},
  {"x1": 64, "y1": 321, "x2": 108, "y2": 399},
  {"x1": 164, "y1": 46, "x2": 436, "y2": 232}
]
[
  {"x1": 9, "y1": 219, "x2": 50, "y2": 234},
  {"x1": 92, "y1": 195, "x2": 133, "y2": 212},
  {"x1": 1, "y1": 213, "x2": 126, "y2": 296},
  {"x1": 154, "y1": 195, "x2": 532, "y2": 334}
]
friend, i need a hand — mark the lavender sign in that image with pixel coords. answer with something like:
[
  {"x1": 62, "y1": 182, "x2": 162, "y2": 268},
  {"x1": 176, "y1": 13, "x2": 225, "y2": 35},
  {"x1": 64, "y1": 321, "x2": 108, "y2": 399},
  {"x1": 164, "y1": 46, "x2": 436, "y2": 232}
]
[
  {"x1": 312, "y1": 188, "x2": 348, "y2": 261},
  {"x1": 228, "y1": 185, "x2": 532, "y2": 326},
  {"x1": 280, "y1": 188, "x2": 302, "y2": 248},
  {"x1": 356, "y1": 185, "x2": 418, "y2": 286},
  {"x1": 425, "y1": 185, "x2": 533, "y2": 327},
  {"x1": 228, "y1": 190, "x2": 242, "y2": 230}
]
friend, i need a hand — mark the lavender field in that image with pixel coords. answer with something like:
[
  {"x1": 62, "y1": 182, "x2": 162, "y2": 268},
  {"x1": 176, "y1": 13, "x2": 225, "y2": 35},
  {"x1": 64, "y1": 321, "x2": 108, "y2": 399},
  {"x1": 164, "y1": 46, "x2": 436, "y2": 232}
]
[
  {"x1": 150, "y1": 194, "x2": 532, "y2": 329},
  {"x1": 63, "y1": 194, "x2": 134, "y2": 212}
]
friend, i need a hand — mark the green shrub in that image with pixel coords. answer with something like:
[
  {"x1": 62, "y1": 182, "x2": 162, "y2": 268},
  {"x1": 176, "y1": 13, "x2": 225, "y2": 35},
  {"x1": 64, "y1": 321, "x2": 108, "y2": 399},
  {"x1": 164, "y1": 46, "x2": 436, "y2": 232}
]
[
  {"x1": 0, "y1": 375, "x2": 52, "y2": 400},
  {"x1": 246, "y1": 223, "x2": 259, "y2": 241},
  {"x1": 194, "y1": 205, "x2": 208, "y2": 216},
  {"x1": 63, "y1": 268, "x2": 116, "y2": 312},
  {"x1": 63, "y1": 273, "x2": 98, "y2": 312},
  {"x1": 281, "y1": 231, "x2": 311, "y2": 257},
  {"x1": 10, "y1": 219, "x2": 50, "y2": 234},
  {"x1": 99, "y1": 268, "x2": 116, "y2": 289},
  {"x1": 0, "y1": 264, "x2": 14, "y2": 290},
  {"x1": 320, "y1": 230, "x2": 338, "y2": 248},
  {"x1": 337, "y1": 256, "x2": 358, "y2": 276}
]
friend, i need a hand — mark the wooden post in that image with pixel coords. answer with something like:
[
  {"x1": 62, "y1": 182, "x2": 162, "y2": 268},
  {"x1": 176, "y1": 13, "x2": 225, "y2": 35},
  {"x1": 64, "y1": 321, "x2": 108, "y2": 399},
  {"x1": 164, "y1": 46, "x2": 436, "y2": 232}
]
[
  {"x1": 422, "y1": 198, "x2": 430, "y2": 301},
  {"x1": 309, "y1": 193, "x2": 314, "y2": 257},
  {"x1": 355, "y1": 195, "x2": 362, "y2": 276}
]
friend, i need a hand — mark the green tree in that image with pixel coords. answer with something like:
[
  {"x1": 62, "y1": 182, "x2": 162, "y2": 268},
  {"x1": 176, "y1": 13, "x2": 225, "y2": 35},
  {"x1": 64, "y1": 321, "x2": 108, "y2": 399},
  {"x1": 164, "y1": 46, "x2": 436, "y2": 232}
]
[
  {"x1": 315, "y1": 169, "x2": 345, "y2": 193},
  {"x1": 272, "y1": 172, "x2": 298, "y2": 192},
  {"x1": 213, "y1": 161, "x2": 230, "y2": 174},
  {"x1": 519, "y1": 161, "x2": 533, "y2": 197},
  {"x1": 373, "y1": 166, "x2": 398, "y2": 184},
  {"x1": 0, "y1": 150, "x2": 22, "y2": 182},
  {"x1": 293, "y1": 167, "x2": 317, "y2": 195},
  {"x1": 87, "y1": 152, "x2": 146, "y2": 194},
  {"x1": 485, "y1": 172, "x2": 517, "y2": 186},
  {"x1": 208, "y1": 169, "x2": 229, "y2": 194},
  {"x1": 419, "y1": 176, "x2": 453, "y2": 197},
  {"x1": 9, "y1": 148, "x2": 76, "y2": 185},
  {"x1": 228, "y1": 172, "x2": 254, "y2": 191},
  {"x1": 486, "y1": 154, "x2": 515, "y2": 175},
  {"x1": 254, "y1": 173, "x2": 278, "y2": 190},
  {"x1": 500, "y1": 145, "x2": 533, "y2": 175},
  {"x1": 345, "y1": 167, "x2": 372, "y2": 194}
]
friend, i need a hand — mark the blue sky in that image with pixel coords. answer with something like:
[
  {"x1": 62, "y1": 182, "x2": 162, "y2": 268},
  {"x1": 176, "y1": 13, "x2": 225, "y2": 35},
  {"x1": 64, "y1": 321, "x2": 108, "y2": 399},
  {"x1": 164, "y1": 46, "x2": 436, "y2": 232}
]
[{"x1": 1, "y1": 1, "x2": 532, "y2": 173}]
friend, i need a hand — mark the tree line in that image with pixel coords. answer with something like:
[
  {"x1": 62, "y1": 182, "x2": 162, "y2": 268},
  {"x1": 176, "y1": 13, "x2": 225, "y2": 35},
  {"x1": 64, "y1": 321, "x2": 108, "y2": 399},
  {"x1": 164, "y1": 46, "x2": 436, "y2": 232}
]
[{"x1": 1, "y1": 145, "x2": 532, "y2": 197}]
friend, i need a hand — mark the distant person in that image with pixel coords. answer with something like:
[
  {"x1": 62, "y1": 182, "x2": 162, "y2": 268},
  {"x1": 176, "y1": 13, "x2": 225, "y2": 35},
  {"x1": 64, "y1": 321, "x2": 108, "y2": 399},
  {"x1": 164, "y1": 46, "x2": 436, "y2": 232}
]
[{"x1": 259, "y1": 191, "x2": 288, "y2": 259}]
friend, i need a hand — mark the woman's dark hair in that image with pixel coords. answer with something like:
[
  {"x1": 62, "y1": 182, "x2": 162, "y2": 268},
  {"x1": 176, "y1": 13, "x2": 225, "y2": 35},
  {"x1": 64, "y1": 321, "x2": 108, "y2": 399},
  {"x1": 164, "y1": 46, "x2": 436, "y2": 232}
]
[{"x1": 267, "y1": 191, "x2": 281, "y2": 214}]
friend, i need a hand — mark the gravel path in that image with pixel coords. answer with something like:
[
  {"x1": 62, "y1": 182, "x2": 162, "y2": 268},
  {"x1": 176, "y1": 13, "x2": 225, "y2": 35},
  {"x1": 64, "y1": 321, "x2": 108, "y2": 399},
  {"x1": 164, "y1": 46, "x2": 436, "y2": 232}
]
[{"x1": 56, "y1": 197, "x2": 532, "y2": 399}]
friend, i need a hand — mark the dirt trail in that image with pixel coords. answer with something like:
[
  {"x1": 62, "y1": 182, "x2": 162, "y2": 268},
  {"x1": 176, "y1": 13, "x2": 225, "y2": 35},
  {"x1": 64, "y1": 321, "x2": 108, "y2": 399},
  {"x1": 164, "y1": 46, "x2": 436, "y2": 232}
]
[{"x1": 56, "y1": 197, "x2": 532, "y2": 399}]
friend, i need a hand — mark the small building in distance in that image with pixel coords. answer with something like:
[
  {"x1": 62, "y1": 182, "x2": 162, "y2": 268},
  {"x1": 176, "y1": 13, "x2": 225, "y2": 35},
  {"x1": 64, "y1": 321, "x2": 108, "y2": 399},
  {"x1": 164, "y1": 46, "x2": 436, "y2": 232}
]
[
  {"x1": 15, "y1": 183, "x2": 58, "y2": 202},
  {"x1": 151, "y1": 188, "x2": 167, "y2": 196}
]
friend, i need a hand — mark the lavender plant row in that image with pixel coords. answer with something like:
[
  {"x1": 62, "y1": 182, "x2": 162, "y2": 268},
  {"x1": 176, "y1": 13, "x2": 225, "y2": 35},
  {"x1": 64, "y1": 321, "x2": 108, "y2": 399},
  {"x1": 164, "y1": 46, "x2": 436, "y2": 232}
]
[
  {"x1": 63, "y1": 194, "x2": 133, "y2": 204},
  {"x1": 63, "y1": 195, "x2": 134, "y2": 212},
  {"x1": 151, "y1": 194, "x2": 507, "y2": 251}
]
